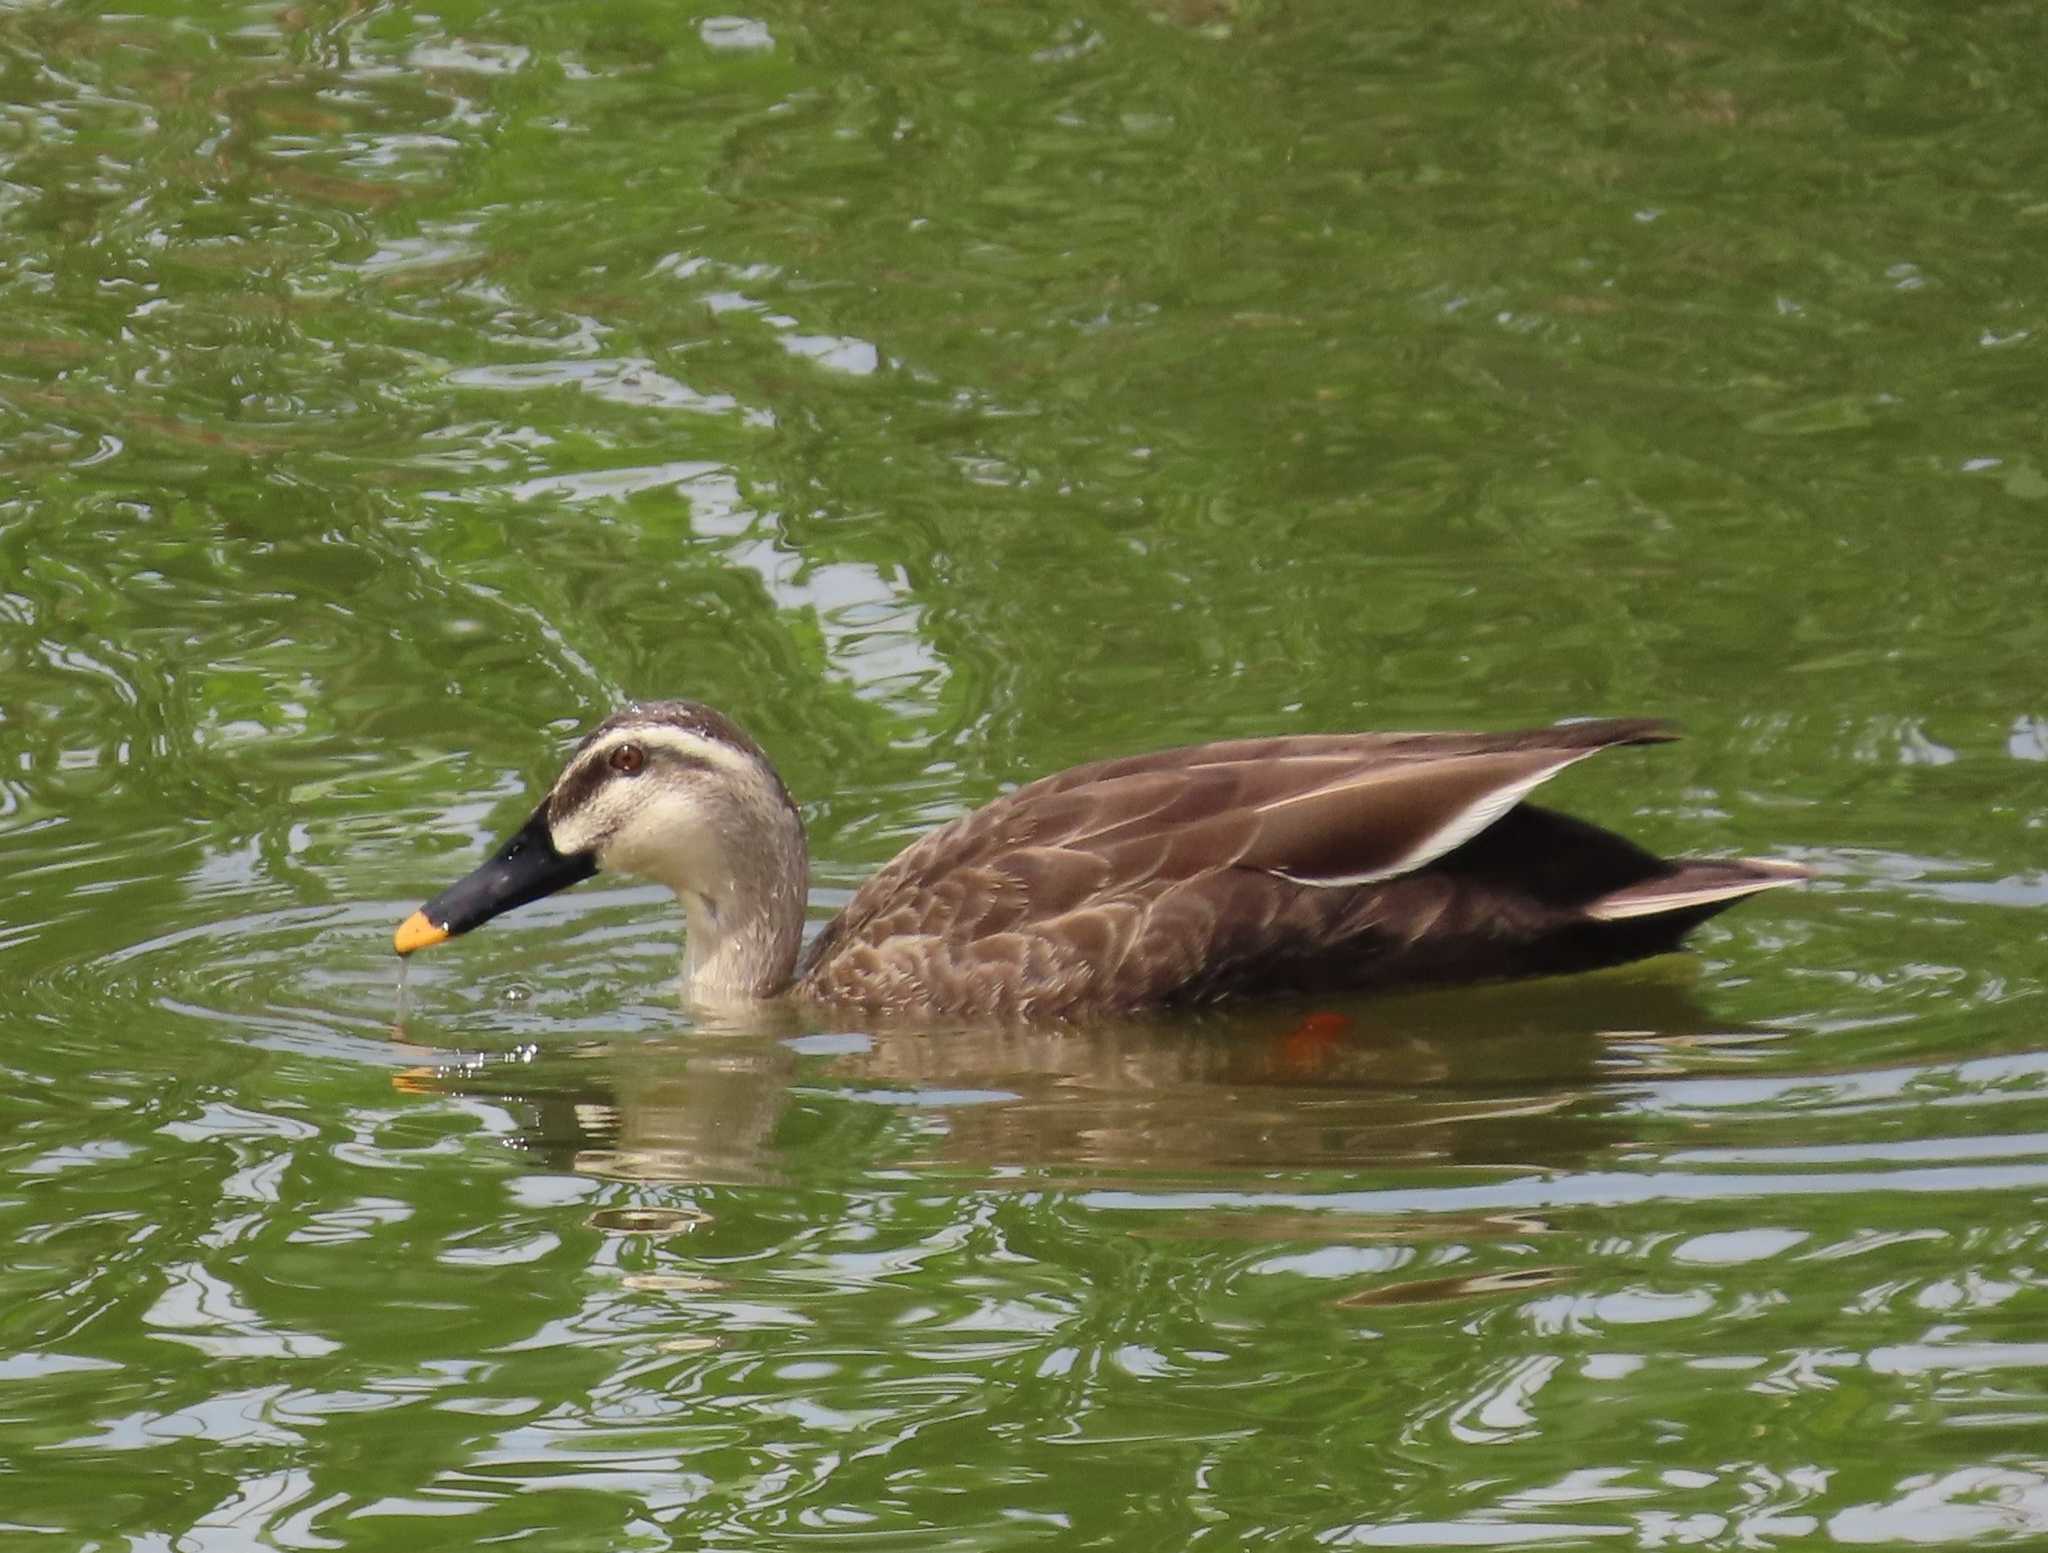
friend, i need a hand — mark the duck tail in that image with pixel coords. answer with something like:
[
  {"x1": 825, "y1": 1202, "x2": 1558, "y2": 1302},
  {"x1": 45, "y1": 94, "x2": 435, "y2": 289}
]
[{"x1": 1583, "y1": 856, "x2": 1812, "y2": 926}]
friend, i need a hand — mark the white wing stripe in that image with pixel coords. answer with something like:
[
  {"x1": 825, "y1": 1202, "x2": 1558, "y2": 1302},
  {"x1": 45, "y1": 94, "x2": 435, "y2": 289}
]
[
  {"x1": 1270, "y1": 753, "x2": 1585, "y2": 888},
  {"x1": 1586, "y1": 872, "x2": 1805, "y2": 921}
]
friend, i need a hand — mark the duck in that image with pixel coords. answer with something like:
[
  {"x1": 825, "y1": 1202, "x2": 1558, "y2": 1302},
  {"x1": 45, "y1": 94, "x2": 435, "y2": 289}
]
[{"x1": 392, "y1": 700, "x2": 1810, "y2": 1020}]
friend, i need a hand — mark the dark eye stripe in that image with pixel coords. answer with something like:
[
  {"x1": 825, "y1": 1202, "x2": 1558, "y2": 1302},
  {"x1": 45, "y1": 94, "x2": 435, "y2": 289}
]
[
  {"x1": 547, "y1": 740, "x2": 715, "y2": 825},
  {"x1": 548, "y1": 752, "x2": 614, "y2": 825}
]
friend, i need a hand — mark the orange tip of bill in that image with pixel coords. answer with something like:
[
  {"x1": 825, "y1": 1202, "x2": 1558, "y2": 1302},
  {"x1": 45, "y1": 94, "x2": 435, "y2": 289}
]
[{"x1": 394, "y1": 910, "x2": 450, "y2": 956}]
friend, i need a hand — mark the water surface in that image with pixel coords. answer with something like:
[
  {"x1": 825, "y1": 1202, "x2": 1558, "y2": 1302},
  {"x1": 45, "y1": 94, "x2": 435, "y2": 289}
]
[{"x1": 5, "y1": 1, "x2": 2048, "y2": 1546}]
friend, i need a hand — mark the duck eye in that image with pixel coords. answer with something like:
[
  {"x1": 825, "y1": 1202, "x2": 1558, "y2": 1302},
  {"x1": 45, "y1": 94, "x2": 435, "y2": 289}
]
[{"x1": 609, "y1": 743, "x2": 646, "y2": 776}]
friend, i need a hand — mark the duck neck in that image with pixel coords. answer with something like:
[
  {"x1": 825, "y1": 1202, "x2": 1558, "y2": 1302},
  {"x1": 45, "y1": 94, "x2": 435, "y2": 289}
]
[{"x1": 674, "y1": 808, "x2": 808, "y2": 1004}]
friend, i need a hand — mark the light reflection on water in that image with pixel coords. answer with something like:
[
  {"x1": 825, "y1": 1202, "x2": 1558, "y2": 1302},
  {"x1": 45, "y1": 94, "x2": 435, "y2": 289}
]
[
  {"x1": 14, "y1": 965, "x2": 2048, "y2": 1548},
  {"x1": 6, "y1": 0, "x2": 2048, "y2": 1543},
  {"x1": 11, "y1": 788, "x2": 2048, "y2": 1546},
  {"x1": 7, "y1": 788, "x2": 2047, "y2": 1541}
]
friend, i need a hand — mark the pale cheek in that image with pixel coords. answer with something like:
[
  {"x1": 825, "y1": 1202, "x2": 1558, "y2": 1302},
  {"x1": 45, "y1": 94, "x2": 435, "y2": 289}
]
[
  {"x1": 549, "y1": 806, "x2": 611, "y2": 860},
  {"x1": 552, "y1": 785, "x2": 644, "y2": 862},
  {"x1": 597, "y1": 791, "x2": 723, "y2": 889}
]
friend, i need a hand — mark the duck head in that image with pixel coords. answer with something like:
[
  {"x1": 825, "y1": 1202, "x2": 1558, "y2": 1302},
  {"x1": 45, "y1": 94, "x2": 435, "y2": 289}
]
[{"x1": 394, "y1": 701, "x2": 808, "y2": 1000}]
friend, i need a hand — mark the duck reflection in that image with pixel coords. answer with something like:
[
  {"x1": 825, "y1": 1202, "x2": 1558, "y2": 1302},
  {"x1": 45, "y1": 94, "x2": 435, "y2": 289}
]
[{"x1": 395, "y1": 966, "x2": 1782, "y2": 1184}]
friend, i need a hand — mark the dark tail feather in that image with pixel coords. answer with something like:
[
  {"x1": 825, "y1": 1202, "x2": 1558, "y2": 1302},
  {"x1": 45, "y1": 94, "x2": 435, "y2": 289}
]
[{"x1": 1433, "y1": 804, "x2": 1811, "y2": 974}]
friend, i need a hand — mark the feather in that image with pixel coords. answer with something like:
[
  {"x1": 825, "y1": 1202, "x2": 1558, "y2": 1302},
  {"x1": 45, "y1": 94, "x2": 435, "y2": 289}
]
[{"x1": 791, "y1": 716, "x2": 1799, "y2": 1018}]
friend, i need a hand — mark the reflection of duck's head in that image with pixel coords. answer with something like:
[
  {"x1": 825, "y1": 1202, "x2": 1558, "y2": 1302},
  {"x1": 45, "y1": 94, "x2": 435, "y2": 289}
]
[{"x1": 395, "y1": 700, "x2": 1810, "y2": 1020}]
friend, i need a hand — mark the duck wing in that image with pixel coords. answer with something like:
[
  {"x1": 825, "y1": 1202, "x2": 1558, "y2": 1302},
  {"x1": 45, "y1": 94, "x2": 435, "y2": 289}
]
[{"x1": 797, "y1": 718, "x2": 1798, "y2": 1018}]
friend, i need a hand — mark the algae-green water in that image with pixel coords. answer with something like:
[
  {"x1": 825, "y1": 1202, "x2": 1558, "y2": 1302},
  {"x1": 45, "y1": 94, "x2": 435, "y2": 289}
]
[{"x1": 6, "y1": 2, "x2": 2048, "y2": 1545}]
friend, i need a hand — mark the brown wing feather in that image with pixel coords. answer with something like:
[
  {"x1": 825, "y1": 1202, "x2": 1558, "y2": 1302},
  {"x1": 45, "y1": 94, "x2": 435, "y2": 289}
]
[
  {"x1": 1241, "y1": 748, "x2": 1592, "y2": 884},
  {"x1": 795, "y1": 719, "x2": 1687, "y2": 1017}
]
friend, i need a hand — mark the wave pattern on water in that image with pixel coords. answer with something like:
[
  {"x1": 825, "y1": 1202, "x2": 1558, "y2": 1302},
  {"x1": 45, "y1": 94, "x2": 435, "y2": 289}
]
[{"x1": 5, "y1": 0, "x2": 2048, "y2": 1545}]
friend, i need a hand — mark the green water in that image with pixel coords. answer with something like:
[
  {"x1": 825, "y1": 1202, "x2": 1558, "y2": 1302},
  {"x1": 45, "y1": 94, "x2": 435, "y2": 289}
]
[{"x1": 6, "y1": 0, "x2": 2048, "y2": 1545}]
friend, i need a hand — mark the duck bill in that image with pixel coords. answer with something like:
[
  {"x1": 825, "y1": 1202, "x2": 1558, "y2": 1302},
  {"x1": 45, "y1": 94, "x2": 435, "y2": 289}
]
[{"x1": 393, "y1": 805, "x2": 597, "y2": 956}]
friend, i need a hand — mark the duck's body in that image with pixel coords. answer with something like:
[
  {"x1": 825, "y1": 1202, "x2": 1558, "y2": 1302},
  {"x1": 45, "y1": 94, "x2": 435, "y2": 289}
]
[{"x1": 395, "y1": 702, "x2": 1808, "y2": 1020}]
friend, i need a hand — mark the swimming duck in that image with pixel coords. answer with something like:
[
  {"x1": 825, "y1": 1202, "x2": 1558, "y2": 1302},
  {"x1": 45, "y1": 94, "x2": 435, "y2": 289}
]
[{"x1": 393, "y1": 701, "x2": 1808, "y2": 1019}]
